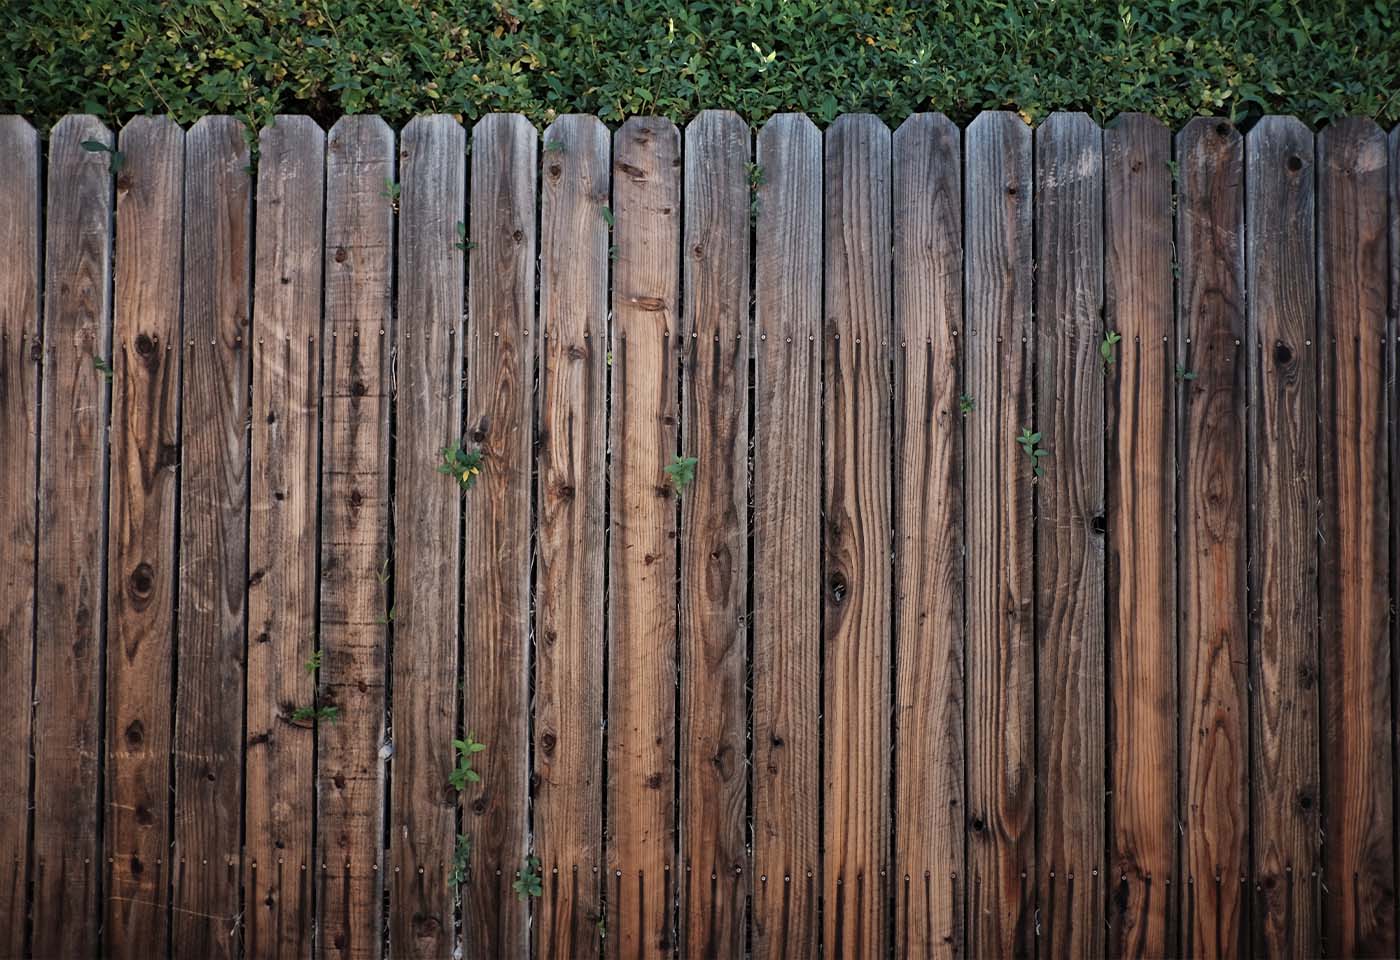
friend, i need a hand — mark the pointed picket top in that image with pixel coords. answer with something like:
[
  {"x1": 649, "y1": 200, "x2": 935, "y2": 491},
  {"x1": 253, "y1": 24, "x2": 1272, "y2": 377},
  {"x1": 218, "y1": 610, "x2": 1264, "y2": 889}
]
[
  {"x1": 1318, "y1": 116, "x2": 1389, "y2": 176},
  {"x1": 1176, "y1": 115, "x2": 1242, "y2": 154},
  {"x1": 825, "y1": 110, "x2": 891, "y2": 141},
  {"x1": 401, "y1": 112, "x2": 466, "y2": 139},
  {"x1": 542, "y1": 112, "x2": 609, "y2": 148},
  {"x1": 685, "y1": 108, "x2": 747, "y2": 140},
  {"x1": 118, "y1": 114, "x2": 183, "y2": 139},
  {"x1": 893, "y1": 111, "x2": 958, "y2": 146},
  {"x1": 52, "y1": 114, "x2": 115, "y2": 173},
  {"x1": 1106, "y1": 111, "x2": 1170, "y2": 135},
  {"x1": 758, "y1": 111, "x2": 819, "y2": 143},
  {"x1": 328, "y1": 113, "x2": 394, "y2": 147}
]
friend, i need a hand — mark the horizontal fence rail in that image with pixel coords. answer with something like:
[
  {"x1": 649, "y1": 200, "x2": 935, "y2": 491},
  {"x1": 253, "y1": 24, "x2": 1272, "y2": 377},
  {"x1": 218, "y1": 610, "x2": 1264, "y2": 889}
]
[{"x1": 0, "y1": 111, "x2": 1397, "y2": 959}]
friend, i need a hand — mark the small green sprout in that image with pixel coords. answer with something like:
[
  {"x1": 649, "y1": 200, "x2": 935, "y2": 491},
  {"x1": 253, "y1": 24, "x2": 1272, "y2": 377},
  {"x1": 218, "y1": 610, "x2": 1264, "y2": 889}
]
[
  {"x1": 381, "y1": 178, "x2": 401, "y2": 210},
  {"x1": 448, "y1": 734, "x2": 486, "y2": 792},
  {"x1": 1100, "y1": 329, "x2": 1122, "y2": 369},
  {"x1": 304, "y1": 650, "x2": 323, "y2": 674},
  {"x1": 1176, "y1": 364, "x2": 1197, "y2": 382},
  {"x1": 664, "y1": 455, "x2": 698, "y2": 494},
  {"x1": 439, "y1": 442, "x2": 485, "y2": 490},
  {"x1": 958, "y1": 393, "x2": 974, "y2": 415},
  {"x1": 513, "y1": 856, "x2": 543, "y2": 900},
  {"x1": 544, "y1": 140, "x2": 566, "y2": 153},
  {"x1": 291, "y1": 704, "x2": 339, "y2": 724},
  {"x1": 1016, "y1": 428, "x2": 1049, "y2": 478},
  {"x1": 454, "y1": 220, "x2": 477, "y2": 251},
  {"x1": 449, "y1": 834, "x2": 471, "y2": 889},
  {"x1": 93, "y1": 355, "x2": 113, "y2": 381},
  {"x1": 81, "y1": 139, "x2": 125, "y2": 173},
  {"x1": 600, "y1": 205, "x2": 615, "y2": 227}
]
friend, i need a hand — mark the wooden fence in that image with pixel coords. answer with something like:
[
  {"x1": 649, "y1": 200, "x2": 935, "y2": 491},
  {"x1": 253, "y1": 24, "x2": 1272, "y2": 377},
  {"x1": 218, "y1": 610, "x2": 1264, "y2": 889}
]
[{"x1": 0, "y1": 109, "x2": 1397, "y2": 959}]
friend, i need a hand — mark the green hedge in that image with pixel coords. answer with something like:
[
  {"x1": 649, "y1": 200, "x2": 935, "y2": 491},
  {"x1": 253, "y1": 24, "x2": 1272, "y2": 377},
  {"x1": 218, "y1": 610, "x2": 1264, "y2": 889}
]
[{"x1": 3, "y1": 0, "x2": 1397, "y2": 132}]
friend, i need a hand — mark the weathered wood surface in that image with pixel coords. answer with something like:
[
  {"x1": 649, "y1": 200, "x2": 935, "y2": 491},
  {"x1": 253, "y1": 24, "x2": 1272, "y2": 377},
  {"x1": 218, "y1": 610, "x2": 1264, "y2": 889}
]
[
  {"x1": 751, "y1": 112, "x2": 822, "y2": 960},
  {"x1": 104, "y1": 115, "x2": 184, "y2": 960},
  {"x1": 1176, "y1": 117, "x2": 1249, "y2": 960},
  {"x1": 172, "y1": 115, "x2": 252, "y2": 960},
  {"x1": 534, "y1": 112, "x2": 610, "y2": 958},
  {"x1": 317, "y1": 115, "x2": 394, "y2": 960},
  {"x1": 1245, "y1": 115, "x2": 1320, "y2": 959},
  {"x1": 891, "y1": 111, "x2": 964, "y2": 960},
  {"x1": 1104, "y1": 112, "x2": 1177, "y2": 959},
  {"x1": 963, "y1": 110, "x2": 1035, "y2": 959}
]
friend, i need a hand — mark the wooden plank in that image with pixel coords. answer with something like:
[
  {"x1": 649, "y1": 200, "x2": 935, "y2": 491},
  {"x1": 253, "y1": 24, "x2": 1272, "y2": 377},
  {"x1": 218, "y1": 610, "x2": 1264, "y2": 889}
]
[
  {"x1": 172, "y1": 115, "x2": 252, "y2": 960},
  {"x1": 1032, "y1": 112, "x2": 1105, "y2": 957},
  {"x1": 461, "y1": 111, "x2": 536, "y2": 958},
  {"x1": 535, "y1": 112, "x2": 610, "y2": 958},
  {"x1": 1176, "y1": 117, "x2": 1248, "y2": 959},
  {"x1": 751, "y1": 112, "x2": 822, "y2": 960},
  {"x1": 1317, "y1": 117, "x2": 1394, "y2": 958},
  {"x1": 822, "y1": 112, "x2": 893, "y2": 959},
  {"x1": 962, "y1": 110, "x2": 1034, "y2": 959},
  {"x1": 103, "y1": 114, "x2": 184, "y2": 960},
  {"x1": 317, "y1": 115, "x2": 394, "y2": 960},
  {"x1": 678, "y1": 108, "x2": 750, "y2": 960},
  {"x1": 389, "y1": 114, "x2": 464, "y2": 960},
  {"x1": 245, "y1": 115, "x2": 324, "y2": 960},
  {"x1": 1103, "y1": 112, "x2": 1177, "y2": 959},
  {"x1": 31, "y1": 114, "x2": 114, "y2": 960},
  {"x1": 890, "y1": 111, "x2": 963, "y2": 959},
  {"x1": 0, "y1": 115, "x2": 41, "y2": 960},
  {"x1": 1244, "y1": 115, "x2": 1320, "y2": 958},
  {"x1": 606, "y1": 115, "x2": 681, "y2": 959}
]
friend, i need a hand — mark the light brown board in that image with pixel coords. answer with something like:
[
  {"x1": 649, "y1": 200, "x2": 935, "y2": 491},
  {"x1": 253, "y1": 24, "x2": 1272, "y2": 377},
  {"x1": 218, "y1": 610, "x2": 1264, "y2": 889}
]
[
  {"x1": 606, "y1": 116, "x2": 681, "y2": 959},
  {"x1": 679, "y1": 108, "x2": 750, "y2": 959},
  {"x1": 891, "y1": 111, "x2": 964, "y2": 959},
  {"x1": 104, "y1": 115, "x2": 184, "y2": 960},
  {"x1": 461, "y1": 111, "x2": 536, "y2": 957},
  {"x1": 172, "y1": 115, "x2": 252, "y2": 960},
  {"x1": 751, "y1": 112, "x2": 822, "y2": 960},
  {"x1": 317, "y1": 115, "x2": 394, "y2": 960},
  {"x1": 822, "y1": 112, "x2": 892, "y2": 958},
  {"x1": 534, "y1": 112, "x2": 610, "y2": 957},
  {"x1": 1244, "y1": 115, "x2": 1320, "y2": 957},
  {"x1": 389, "y1": 114, "x2": 464, "y2": 960},
  {"x1": 1176, "y1": 117, "x2": 1248, "y2": 959},
  {"x1": 963, "y1": 111, "x2": 1034, "y2": 959},
  {"x1": 0, "y1": 115, "x2": 40, "y2": 960},
  {"x1": 1103, "y1": 113, "x2": 1177, "y2": 958},
  {"x1": 1317, "y1": 118, "x2": 1395, "y2": 958},
  {"x1": 1032, "y1": 112, "x2": 1105, "y2": 957},
  {"x1": 31, "y1": 114, "x2": 114, "y2": 960},
  {"x1": 245, "y1": 115, "x2": 324, "y2": 960}
]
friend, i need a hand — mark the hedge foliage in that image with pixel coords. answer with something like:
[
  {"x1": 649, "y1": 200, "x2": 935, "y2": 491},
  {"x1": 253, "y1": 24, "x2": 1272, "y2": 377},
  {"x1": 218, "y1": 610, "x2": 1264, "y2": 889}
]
[{"x1": 2, "y1": 0, "x2": 1397, "y2": 132}]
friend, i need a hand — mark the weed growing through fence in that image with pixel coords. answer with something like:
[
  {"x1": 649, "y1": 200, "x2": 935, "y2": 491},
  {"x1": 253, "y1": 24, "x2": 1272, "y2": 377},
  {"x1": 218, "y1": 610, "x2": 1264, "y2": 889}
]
[
  {"x1": 292, "y1": 704, "x2": 339, "y2": 724},
  {"x1": 665, "y1": 455, "x2": 698, "y2": 494},
  {"x1": 304, "y1": 650, "x2": 322, "y2": 674},
  {"x1": 1100, "y1": 330, "x2": 1122, "y2": 370},
  {"x1": 544, "y1": 140, "x2": 565, "y2": 154},
  {"x1": 448, "y1": 734, "x2": 486, "y2": 792},
  {"x1": 600, "y1": 205, "x2": 614, "y2": 228},
  {"x1": 381, "y1": 178, "x2": 401, "y2": 211},
  {"x1": 453, "y1": 220, "x2": 476, "y2": 252},
  {"x1": 1016, "y1": 428, "x2": 1048, "y2": 478},
  {"x1": 958, "y1": 393, "x2": 974, "y2": 415},
  {"x1": 748, "y1": 162, "x2": 765, "y2": 218},
  {"x1": 1175, "y1": 364, "x2": 1197, "y2": 381},
  {"x1": 513, "y1": 856, "x2": 543, "y2": 900},
  {"x1": 80, "y1": 139, "x2": 124, "y2": 173},
  {"x1": 448, "y1": 834, "x2": 471, "y2": 890},
  {"x1": 93, "y1": 355, "x2": 113, "y2": 382},
  {"x1": 439, "y1": 442, "x2": 484, "y2": 490}
]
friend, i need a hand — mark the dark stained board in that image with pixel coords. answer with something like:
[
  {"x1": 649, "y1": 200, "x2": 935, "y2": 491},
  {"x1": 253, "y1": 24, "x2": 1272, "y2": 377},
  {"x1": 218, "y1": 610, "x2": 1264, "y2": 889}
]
[
  {"x1": 244, "y1": 116, "x2": 324, "y2": 960},
  {"x1": 534, "y1": 112, "x2": 610, "y2": 958},
  {"x1": 822, "y1": 112, "x2": 892, "y2": 959},
  {"x1": 172, "y1": 115, "x2": 253, "y2": 960},
  {"x1": 1244, "y1": 115, "x2": 1320, "y2": 958},
  {"x1": 678, "y1": 108, "x2": 750, "y2": 960},
  {"x1": 751, "y1": 112, "x2": 822, "y2": 960},
  {"x1": 606, "y1": 116, "x2": 681, "y2": 959},
  {"x1": 1032, "y1": 112, "x2": 1105, "y2": 958},
  {"x1": 31, "y1": 114, "x2": 114, "y2": 960},
  {"x1": 317, "y1": 115, "x2": 394, "y2": 960},
  {"x1": 891, "y1": 111, "x2": 964, "y2": 959},
  {"x1": 1103, "y1": 113, "x2": 1177, "y2": 959},
  {"x1": 1316, "y1": 118, "x2": 1395, "y2": 959},
  {"x1": 103, "y1": 115, "x2": 184, "y2": 960},
  {"x1": 461, "y1": 111, "x2": 536, "y2": 959},
  {"x1": 389, "y1": 114, "x2": 464, "y2": 960},
  {"x1": 962, "y1": 111, "x2": 1035, "y2": 959},
  {"x1": 1176, "y1": 117, "x2": 1248, "y2": 959},
  {"x1": 0, "y1": 115, "x2": 40, "y2": 960}
]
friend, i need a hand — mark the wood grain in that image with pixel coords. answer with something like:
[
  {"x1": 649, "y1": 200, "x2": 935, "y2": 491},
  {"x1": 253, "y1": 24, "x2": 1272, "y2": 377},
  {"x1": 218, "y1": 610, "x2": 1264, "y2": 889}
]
[
  {"x1": 1317, "y1": 117, "x2": 1395, "y2": 958},
  {"x1": 679, "y1": 109, "x2": 750, "y2": 960},
  {"x1": 1176, "y1": 117, "x2": 1248, "y2": 960},
  {"x1": 0, "y1": 115, "x2": 40, "y2": 960},
  {"x1": 891, "y1": 111, "x2": 964, "y2": 960},
  {"x1": 1244, "y1": 115, "x2": 1320, "y2": 958},
  {"x1": 173, "y1": 115, "x2": 252, "y2": 960},
  {"x1": 389, "y1": 114, "x2": 464, "y2": 960},
  {"x1": 104, "y1": 115, "x2": 184, "y2": 960},
  {"x1": 1103, "y1": 112, "x2": 1177, "y2": 959},
  {"x1": 963, "y1": 111, "x2": 1035, "y2": 959},
  {"x1": 751, "y1": 112, "x2": 822, "y2": 960},
  {"x1": 31, "y1": 114, "x2": 114, "y2": 960},
  {"x1": 461, "y1": 112, "x2": 536, "y2": 958},
  {"x1": 245, "y1": 115, "x2": 324, "y2": 960},
  {"x1": 317, "y1": 115, "x2": 393, "y2": 960},
  {"x1": 1032, "y1": 112, "x2": 1105, "y2": 958},
  {"x1": 606, "y1": 116, "x2": 681, "y2": 960},
  {"x1": 534, "y1": 113, "x2": 610, "y2": 958},
  {"x1": 822, "y1": 112, "x2": 892, "y2": 959}
]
